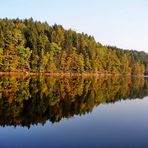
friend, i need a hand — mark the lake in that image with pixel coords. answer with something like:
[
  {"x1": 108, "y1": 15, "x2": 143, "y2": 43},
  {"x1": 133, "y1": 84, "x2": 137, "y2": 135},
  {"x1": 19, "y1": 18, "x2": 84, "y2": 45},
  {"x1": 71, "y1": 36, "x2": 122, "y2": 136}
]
[{"x1": 0, "y1": 76, "x2": 148, "y2": 148}]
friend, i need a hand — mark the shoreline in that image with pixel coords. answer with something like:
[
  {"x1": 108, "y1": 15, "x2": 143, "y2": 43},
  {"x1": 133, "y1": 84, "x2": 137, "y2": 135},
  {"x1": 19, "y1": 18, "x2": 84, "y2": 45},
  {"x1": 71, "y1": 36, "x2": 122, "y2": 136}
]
[
  {"x1": 0, "y1": 71, "x2": 145, "y2": 77},
  {"x1": 0, "y1": 71, "x2": 114, "y2": 77}
]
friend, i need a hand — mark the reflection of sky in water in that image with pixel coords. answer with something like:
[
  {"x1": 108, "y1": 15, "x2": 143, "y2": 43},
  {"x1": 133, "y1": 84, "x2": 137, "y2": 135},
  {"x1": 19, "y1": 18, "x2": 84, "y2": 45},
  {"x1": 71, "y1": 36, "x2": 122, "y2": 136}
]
[{"x1": 0, "y1": 97, "x2": 148, "y2": 148}]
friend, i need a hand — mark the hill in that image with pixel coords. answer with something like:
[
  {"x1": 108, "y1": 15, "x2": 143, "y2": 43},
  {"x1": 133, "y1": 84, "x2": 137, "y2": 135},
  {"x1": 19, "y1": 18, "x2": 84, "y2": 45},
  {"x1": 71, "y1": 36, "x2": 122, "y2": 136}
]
[{"x1": 0, "y1": 18, "x2": 148, "y2": 75}]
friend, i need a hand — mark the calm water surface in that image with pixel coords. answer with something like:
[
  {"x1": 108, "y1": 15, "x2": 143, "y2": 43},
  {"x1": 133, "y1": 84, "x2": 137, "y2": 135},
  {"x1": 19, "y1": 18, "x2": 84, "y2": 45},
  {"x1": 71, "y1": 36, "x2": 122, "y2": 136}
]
[{"x1": 0, "y1": 76, "x2": 148, "y2": 148}]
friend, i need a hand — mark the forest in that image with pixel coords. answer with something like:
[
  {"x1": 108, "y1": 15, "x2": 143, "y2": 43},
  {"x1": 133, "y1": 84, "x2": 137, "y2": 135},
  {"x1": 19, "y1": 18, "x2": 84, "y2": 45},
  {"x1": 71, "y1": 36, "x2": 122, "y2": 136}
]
[{"x1": 0, "y1": 18, "x2": 148, "y2": 75}]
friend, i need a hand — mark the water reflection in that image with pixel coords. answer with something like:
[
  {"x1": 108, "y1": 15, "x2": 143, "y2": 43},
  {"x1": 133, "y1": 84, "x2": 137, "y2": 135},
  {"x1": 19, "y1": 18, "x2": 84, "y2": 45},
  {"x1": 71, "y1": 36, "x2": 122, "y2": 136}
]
[{"x1": 0, "y1": 76, "x2": 147, "y2": 127}]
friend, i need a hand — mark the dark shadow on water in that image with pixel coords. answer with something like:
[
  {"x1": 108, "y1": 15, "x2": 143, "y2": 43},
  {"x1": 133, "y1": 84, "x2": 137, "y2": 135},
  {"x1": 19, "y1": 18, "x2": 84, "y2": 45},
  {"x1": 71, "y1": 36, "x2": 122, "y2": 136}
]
[{"x1": 0, "y1": 76, "x2": 148, "y2": 128}]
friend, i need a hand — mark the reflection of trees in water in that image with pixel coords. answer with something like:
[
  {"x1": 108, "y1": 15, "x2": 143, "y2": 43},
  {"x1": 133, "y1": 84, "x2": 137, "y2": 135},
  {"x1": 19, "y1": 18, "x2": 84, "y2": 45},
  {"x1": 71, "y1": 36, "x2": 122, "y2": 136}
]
[{"x1": 0, "y1": 76, "x2": 147, "y2": 127}]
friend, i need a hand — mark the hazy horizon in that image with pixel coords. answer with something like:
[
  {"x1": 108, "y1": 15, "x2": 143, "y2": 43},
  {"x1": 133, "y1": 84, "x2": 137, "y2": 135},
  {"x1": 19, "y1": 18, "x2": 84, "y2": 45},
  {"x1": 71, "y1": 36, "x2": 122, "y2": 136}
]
[{"x1": 1, "y1": 0, "x2": 148, "y2": 52}]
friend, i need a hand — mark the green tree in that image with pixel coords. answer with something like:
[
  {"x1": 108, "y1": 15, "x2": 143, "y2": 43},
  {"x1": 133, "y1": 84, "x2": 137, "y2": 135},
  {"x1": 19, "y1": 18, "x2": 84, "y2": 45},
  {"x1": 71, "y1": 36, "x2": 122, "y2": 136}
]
[{"x1": 16, "y1": 46, "x2": 32, "y2": 70}]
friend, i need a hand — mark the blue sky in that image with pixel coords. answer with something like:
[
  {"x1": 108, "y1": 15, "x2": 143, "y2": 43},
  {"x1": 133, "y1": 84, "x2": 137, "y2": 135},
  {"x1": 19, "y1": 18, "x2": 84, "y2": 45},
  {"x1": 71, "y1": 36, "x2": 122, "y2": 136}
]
[{"x1": 0, "y1": 0, "x2": 148, "y2": 52}]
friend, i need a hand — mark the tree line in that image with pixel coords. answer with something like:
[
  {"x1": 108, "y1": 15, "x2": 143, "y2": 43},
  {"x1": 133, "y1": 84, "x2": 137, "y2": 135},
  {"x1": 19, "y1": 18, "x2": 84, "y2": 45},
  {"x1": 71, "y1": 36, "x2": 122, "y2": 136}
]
[{"x1": 0, "y1": 18, "x2": 148, "y2": 74}]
